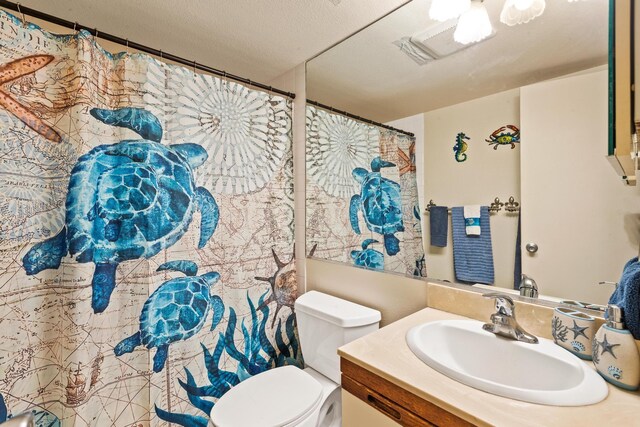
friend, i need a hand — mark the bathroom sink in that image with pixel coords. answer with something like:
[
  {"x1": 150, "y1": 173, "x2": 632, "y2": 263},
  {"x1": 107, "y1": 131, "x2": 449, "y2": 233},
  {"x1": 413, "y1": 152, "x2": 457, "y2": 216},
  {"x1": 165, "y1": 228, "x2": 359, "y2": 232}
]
[{"x1": 406, "y1": 320, "x2": 608, "y2": 406}]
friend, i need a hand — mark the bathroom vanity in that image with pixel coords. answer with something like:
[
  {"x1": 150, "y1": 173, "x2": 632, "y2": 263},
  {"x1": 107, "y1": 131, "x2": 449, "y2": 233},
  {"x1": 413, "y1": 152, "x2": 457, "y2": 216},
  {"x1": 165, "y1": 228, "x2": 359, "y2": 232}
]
[{"x1": 338, "y1": 307, "x2": 640, "y2": 427}]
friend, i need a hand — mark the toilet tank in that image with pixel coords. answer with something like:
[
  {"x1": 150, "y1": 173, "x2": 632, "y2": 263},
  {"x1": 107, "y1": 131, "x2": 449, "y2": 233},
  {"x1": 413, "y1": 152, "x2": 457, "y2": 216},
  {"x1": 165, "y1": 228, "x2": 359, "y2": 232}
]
[{"x1": 294, "y1": 291, "x2": 381, "y2": 384}]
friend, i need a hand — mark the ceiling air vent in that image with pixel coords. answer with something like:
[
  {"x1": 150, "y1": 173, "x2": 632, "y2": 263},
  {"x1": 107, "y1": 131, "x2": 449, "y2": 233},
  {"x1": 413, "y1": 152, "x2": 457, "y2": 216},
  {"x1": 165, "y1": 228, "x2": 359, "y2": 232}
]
[
  {"x1": 394, "y1": 21, "x2": 495, "y2": 65},
  {"x1": 392, "y1": 37, "x2": 434, "y2": 65}
]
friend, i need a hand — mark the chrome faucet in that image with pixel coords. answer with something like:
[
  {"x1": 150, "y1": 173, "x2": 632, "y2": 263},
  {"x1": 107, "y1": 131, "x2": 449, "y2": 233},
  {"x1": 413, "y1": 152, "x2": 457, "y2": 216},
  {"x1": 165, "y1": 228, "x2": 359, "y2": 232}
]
[
  {"x1": 519, "y1": 274, "x2": 538, "y2": 298},
  {"x1": 482, "y1": 293, "x2": 538, "y2": 344}
]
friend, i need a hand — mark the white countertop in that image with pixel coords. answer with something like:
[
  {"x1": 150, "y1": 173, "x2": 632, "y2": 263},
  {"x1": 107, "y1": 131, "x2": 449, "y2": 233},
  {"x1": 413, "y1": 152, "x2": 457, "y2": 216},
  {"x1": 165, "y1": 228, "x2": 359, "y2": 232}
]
[{"x1": 338, "y1": 307, "x2": 640, "y2": 427}]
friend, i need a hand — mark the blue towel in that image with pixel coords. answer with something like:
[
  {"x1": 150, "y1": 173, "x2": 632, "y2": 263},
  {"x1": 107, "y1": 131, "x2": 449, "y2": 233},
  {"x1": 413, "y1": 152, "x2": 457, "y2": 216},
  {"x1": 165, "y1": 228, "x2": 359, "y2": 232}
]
[
  {"x1": 609, "y1": 257, "x2": 640, "y2": 339},
  {"x1": 452, "y1": 206, "x2": 495, "y2": 285},
  {"x1": 430, "y1": 206, "x2": 448, "y2": 247}
]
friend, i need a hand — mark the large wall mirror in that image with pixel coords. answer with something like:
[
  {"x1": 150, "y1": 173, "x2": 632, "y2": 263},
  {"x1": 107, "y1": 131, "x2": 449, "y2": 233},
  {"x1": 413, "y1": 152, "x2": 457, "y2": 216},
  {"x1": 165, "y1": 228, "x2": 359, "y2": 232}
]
[{"x1": 306, "y1": 0, "x2": 640, "y2": 306}]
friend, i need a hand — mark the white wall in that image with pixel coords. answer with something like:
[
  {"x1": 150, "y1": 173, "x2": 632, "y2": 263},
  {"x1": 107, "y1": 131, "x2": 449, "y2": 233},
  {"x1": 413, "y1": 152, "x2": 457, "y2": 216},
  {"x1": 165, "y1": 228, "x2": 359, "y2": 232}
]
[
  {"x1": 422, "y1": 89, "x2": 521, "y2": 289},
  {"x1": 520, "y1": 68, "x2": 640, "y2": 304},
  {"x1": 306, "y1": 258, "x2": 428, "y2": 326}
]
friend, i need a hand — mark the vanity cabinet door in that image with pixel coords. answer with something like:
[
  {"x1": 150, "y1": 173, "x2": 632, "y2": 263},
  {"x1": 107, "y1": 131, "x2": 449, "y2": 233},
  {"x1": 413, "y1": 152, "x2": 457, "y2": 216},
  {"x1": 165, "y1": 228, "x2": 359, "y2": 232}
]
[
  {"x1": 340, "y1": 358, "x2": 473, "y2": 427},
  {"x1": 343, "y1": 391, "x2": 404, "y2": 427}
]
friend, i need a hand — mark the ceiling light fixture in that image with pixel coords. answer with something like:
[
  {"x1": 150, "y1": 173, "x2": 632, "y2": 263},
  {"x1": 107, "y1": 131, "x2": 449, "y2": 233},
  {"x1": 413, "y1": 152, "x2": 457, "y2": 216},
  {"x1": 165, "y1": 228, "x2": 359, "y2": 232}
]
[
  {"x1": 429, "y1": 0, "x2": 471, "y2": 22},
  {"x1": 454, "y1": 1, "x2": 493, "y2": 45},
  {"x1": 500, "y1": 0, "x2": 546, "y2": 26}
]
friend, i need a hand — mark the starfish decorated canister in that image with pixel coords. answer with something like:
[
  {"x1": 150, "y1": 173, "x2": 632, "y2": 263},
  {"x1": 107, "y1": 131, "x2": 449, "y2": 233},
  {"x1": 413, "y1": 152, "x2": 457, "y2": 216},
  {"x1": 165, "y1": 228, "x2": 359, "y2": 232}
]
[
  {"x1": 552, "y1": 307, "x2": 595, "y2": 360},
  {"x1": 592, "y1": 305, "x2": 640, "y2": 391}
]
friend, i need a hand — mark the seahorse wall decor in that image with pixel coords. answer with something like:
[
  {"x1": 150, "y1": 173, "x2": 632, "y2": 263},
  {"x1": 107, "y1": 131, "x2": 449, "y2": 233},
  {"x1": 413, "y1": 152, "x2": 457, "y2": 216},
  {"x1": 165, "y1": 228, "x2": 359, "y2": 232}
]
[{"x1": 453, "y1": 132, "x2": 470, "y2": 162}]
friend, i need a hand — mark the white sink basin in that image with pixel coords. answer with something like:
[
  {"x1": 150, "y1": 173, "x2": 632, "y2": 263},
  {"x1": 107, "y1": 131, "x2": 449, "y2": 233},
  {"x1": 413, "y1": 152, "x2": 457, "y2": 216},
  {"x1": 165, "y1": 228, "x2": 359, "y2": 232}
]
[{"x1": 406, "y1": 320, "x2": 608, "y2": 406}]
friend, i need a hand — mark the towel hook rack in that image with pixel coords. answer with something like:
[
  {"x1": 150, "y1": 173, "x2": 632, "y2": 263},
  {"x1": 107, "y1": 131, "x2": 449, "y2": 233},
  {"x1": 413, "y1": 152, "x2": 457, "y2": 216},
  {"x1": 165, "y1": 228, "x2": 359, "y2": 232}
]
[
  {"x1": 424, "y1": 196, "x2": 520, "y2": 215},
  {"x1": 504, "y1": 196, "x2": 520, "y2": 213},
  {"x1": 488, "y1": 197, "x2": 504, "y2": 213}
]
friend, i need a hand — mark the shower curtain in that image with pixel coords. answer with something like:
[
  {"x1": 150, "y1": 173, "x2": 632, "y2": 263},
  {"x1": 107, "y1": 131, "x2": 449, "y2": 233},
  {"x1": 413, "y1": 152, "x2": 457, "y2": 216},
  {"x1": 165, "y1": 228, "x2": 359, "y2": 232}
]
[
  {"x1": 306, "y1": 105, "x2": 426, "y2": 277},
  {"x1": 0, "y1": 10, "x2": 300, "y2": 427}
]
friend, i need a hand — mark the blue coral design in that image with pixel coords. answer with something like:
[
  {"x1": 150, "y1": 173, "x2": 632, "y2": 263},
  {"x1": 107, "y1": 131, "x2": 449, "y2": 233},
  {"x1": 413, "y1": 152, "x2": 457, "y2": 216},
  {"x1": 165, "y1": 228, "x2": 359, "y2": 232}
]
[{"x1": 155, "y1": 291, "x2": 303, "y2": 426}]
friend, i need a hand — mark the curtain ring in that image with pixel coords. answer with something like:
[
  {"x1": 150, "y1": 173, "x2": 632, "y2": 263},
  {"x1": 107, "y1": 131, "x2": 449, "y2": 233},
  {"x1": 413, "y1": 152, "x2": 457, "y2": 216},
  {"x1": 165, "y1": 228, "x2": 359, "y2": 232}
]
[
  {"x1": 125, "y1": 38, "x2": 129, "y2": 54},
  {"x1": 193, "y1": 60, "x2": 197, "y2": 78},
  {"x1": 159, "y1": 50, "x2": 163, "y2": 60},
  {"x1": 17, "y1": 3, "x2": 26, "y2": 27},
  {"x1": 73, "y1": 22, "x2": 78, "y2": 35},
  {"x1": 94, "y1": 28, "x2": 99, "y2": 41}
]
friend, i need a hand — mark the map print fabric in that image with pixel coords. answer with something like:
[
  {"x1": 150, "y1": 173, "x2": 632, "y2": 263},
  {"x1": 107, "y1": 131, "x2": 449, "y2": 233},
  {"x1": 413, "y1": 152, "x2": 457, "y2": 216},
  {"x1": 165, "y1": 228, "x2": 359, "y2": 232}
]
[
  {"x1": 306, "y1": 105, "x2": 426, "y2": 277},
  {"x1": 0, "y1": 11, "x2": 300, "y2": 427}
]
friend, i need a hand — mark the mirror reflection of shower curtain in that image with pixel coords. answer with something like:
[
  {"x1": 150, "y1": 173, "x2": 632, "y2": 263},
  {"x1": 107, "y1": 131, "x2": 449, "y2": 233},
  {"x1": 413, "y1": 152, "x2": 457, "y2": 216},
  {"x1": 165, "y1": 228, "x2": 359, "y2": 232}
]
[
  {"x1": 0, "y1": 10, "x2": 300, "y2": 426},
  {"x1": 306, "y1": 105, "x2": 426, "y2": 277}
]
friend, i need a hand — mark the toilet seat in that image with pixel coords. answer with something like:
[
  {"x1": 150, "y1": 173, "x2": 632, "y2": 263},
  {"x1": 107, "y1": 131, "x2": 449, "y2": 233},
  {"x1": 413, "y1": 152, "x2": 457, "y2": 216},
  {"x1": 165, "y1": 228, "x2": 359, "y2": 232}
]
[{"x1": 209, "y1": 366, "x2": 323, "y2": 427}]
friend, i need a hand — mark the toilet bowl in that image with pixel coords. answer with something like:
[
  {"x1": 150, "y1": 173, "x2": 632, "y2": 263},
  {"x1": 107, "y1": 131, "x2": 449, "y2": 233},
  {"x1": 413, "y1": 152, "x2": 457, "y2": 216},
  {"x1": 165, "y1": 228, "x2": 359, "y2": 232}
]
[
  {"x1": 209, "y1": 291, "x2": 380, "y2": 427},
  {"x1": 209, "y1": 366, "x2": 340, "y2": 427}
]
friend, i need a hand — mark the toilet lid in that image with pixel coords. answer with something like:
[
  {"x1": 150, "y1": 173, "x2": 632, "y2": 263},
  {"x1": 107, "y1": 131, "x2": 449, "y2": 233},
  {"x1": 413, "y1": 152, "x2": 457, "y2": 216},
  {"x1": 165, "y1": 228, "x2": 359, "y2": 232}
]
[{"x1": 210, "y1": 366, "x2": 323, "y2": 427}]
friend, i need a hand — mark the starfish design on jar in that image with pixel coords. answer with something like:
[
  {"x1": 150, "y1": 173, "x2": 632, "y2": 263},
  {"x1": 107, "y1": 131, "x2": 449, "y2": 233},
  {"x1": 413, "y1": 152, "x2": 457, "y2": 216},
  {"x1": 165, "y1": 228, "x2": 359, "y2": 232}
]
[
  {"x1": 569, "y1": 320, "x2": 589, "y2": 339},
  {"x1": 597, "y1": 334, "x2": 621, "y2": 359}
]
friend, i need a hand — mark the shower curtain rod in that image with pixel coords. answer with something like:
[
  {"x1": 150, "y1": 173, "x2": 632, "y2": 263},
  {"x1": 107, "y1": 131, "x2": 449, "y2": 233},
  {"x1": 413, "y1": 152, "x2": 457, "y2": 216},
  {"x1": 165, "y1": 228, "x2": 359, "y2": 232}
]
[
  {"x1": 306, "y1": 99, "x2": 414, "y2": 137},
  {"x1": 0, "y1": 1, "x2": 296, "y2": 99}
]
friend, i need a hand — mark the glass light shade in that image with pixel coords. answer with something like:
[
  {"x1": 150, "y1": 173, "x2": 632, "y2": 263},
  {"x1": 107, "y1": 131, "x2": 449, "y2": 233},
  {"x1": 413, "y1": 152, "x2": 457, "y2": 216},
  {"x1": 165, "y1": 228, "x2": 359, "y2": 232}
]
[
  {"x1": 429, "y1": 0, "x2": 471, "y2": 21},
  {"x1": 513, "y1": 0, "x2": 535, "y2": 10},
  {"x1": 500, "y1": 0, "x2": 546, "y2": 26},
  {"x1": 454, "y1": 2, "x2": 493, "y2": 45}
]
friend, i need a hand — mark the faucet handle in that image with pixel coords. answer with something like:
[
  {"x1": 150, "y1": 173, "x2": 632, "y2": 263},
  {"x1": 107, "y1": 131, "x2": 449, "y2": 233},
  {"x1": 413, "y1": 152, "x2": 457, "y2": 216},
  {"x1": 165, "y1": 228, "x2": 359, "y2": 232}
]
[{"x1": 483, "y1": 292, "x2": 515, "y2": 316}]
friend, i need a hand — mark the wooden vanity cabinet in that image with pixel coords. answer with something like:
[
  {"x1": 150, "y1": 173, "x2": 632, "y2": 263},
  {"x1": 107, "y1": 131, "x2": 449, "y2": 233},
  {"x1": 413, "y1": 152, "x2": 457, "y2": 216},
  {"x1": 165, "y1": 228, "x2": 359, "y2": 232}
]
[{"x1": 340, "y1": 358, "x2": 474, "y2": 427}]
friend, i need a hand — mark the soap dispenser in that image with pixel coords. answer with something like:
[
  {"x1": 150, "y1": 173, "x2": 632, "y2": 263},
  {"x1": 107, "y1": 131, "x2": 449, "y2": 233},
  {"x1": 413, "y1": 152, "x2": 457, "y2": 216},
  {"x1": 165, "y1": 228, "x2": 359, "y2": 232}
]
[{"x1": 592, "y1": 305, "x2": 640, "y2": 391}]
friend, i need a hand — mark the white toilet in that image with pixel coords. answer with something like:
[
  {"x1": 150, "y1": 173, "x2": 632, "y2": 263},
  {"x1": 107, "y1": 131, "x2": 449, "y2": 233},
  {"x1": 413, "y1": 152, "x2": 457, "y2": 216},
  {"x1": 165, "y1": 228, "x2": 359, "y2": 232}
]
[{"x1": 209, "y1": 291, "x2": 381, "y2": 427}]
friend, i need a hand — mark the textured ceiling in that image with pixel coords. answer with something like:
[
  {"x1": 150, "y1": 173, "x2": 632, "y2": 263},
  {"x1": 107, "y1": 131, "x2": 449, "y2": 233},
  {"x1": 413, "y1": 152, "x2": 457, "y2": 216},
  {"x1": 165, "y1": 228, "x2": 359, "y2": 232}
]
[
  {"x1": 307, "y1": 0, "x2": 609, "y2": 122},
  {"x1": 13, "y1": 0, "x2": 409, "y2": 82}
]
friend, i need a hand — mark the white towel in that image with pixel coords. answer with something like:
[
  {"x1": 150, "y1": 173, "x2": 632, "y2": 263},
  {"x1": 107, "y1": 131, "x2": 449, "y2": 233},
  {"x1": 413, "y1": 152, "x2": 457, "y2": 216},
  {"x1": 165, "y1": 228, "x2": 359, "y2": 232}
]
[{"x1": 464, "y1": 205, "x2": 481, "y2": 236}]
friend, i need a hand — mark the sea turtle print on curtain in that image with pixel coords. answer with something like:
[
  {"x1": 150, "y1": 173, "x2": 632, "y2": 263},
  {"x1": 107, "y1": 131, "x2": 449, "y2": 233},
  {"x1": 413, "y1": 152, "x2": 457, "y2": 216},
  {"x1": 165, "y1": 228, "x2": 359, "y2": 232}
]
[
  {"x1": 306, "y1": 105, "x2": 426, "y2": 276},
  {"x1": 22, "y1": 107, "x2": 220, "y2": 314},
  {"x1": 0, "y1": 10, "x2": 299, "y2": 427}
]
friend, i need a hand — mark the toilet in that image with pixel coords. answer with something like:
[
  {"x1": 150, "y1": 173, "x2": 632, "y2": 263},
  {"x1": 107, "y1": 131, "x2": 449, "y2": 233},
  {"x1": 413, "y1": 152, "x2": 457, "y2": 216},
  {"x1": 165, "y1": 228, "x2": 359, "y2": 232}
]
[{"x1": 209, "y1": 291, "x2": 381, "y2": 427}]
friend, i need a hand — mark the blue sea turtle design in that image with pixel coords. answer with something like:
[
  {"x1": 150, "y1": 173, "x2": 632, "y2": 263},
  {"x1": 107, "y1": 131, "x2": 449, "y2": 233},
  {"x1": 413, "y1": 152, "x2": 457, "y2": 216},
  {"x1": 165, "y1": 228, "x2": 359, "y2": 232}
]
[
  {"x1": 351, "y1": 239, "x2": 384, "y2": 270},
  {"x1": 114, "y1": 260, "x2": 224, "y2": 373},
  {"x1": 349, "y1": 157, "x2": 404, "y2": 256},
  {"x1": 22, "y1": 108, "x2": 220, "y2": 313}
]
